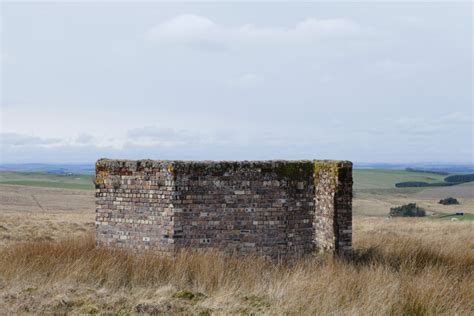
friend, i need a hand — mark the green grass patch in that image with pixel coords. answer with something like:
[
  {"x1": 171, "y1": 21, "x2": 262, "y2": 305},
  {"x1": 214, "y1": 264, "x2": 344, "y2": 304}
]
[
  {"x1": 431, "y1": 213, "x2": 474, "y2": 221},
  {"x1": 353, "y1": 169, "x2": 447, "y2": 190},
  {"x1": 0, "y1": 171, "x2": 94, "y2": 190}
]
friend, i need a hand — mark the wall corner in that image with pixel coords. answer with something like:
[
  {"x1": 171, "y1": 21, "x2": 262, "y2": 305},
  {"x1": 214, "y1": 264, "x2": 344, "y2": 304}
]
[{"x1": 313, "y1": 160, "x2": 353, "y2": 257}]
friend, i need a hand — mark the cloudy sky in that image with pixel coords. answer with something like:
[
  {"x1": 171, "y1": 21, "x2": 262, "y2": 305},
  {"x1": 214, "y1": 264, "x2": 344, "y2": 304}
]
[{"x1": 1, "y1": 2, "x2": 472, "y2": 163}]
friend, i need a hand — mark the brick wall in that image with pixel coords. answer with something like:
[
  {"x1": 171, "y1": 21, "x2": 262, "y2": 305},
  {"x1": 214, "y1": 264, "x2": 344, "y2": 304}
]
[
  {"x1": 96, "y1": 159, "x2": 352, "y2": 259},
  {"x1": 95, "y1": 160, "x2": 176, "y2": 254}
]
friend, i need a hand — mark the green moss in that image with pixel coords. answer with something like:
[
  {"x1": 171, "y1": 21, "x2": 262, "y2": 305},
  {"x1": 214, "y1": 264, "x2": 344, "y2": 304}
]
[
  {"x1": 19, "y1": 287, "x2": 37, "y2": 295},
  {"x1": 312, "y1": 247, "x2": 332, "y2": 261},
  {"x1": 81, "y1": 304, "x2": 99, "y2": 314},
  {"x1": 95, "y1": 160, "x2": 105, "y2": 173},
  {"x1": 172, "y1": 289, "x2": 205, "y2": 300},
  {"x1": 314, "y1": 160, "x2": 342, "y2": 189},
  {"x1": 275, "y1": 160, "x2": 313, "y2": 181}
]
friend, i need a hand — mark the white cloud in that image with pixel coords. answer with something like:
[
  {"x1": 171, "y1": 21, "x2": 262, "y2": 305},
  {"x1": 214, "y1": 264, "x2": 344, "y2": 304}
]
[
  {"x1": 145, "y1": 14, "x2": 362, "y2": 47},
  {"x1": 145, "y1": 14, "x2": 219, "y2": 44},
  {"x1": 369, "y1": 59, "x2": 419, "y2": 78},
  {"x1": 396, "y1": 112, "x2": 472, "y2": 128},
  {"x1": 228, "y1": 73, "x2": 264, "y2": 88},
  {"x1": 0, "y1": 133, "x2": 62, "y2": 147},
  {"x1": 75, "y1": 133, "x2": 95, "y2": 144},
  {"x1": 127, "y1": 127, "x2": 199, "y2": 146},
  {"x1": 293, "y1": 18, "x2": 360, "y2": 37},
  {"x1": 0, "y1": 53, "x2": 16, "y2": 65},
  {"x1": 440, "y1": 112, "x2": 472, "y2": 124}
]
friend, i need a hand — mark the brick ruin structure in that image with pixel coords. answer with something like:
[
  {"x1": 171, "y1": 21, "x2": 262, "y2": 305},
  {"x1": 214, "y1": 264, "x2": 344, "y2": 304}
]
[{"x1": 95, "y1": 159, "x2": 353, "y2": 259}]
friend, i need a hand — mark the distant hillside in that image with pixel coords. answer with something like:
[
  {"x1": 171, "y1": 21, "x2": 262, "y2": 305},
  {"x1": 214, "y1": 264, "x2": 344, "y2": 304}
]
[
  {"x1": 0, "y1": 163, "x2": 95, "y2": 175},
  {"x1": 0, "y1": 171, "x2": 94, "y2": 190},
  {"x1": 395, "y1": 173, "x2": 474, "y2": 188},
  {"x1": 444, "y1": 174, "x2": 474, "y2": 184},
  {"x1": 355, "y1": 163, "x2": 474, "y2": 173},
  {"x1": 405, "y1": 168, "x2": 449, "y2": 176},
  {"x1": 353, "y1": 169, "x2": 447, "y2": 190}
]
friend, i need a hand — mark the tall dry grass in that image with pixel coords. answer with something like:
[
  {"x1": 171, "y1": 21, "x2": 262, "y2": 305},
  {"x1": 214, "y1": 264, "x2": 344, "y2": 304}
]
[{"x1": 0, "y1": 218, "x2": 473, "y2": 315}]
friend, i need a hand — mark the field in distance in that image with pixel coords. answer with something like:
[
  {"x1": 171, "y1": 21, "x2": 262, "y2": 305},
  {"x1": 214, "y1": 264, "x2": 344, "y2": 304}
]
[
  {"x1": 353, "y1": 169, "x2": 474, "y2": 217},
  {"x1": 0, "y1": 171, "x2": 94, "y2": 190},
  {"x1": 353, "y1": 169, "x2": 448, "y2": 190}
]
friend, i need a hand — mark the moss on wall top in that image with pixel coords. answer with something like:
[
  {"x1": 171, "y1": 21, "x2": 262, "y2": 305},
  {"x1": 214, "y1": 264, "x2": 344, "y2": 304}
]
[
  {"x1": 96, "y1": 159, "x2": 352, "y2": 184},
  {"x1": 314, "y1": 160, "x2": 353, "y2": 189},
  {"x1": 274, "y1": 160, "x2": 314, "y2": 181}
]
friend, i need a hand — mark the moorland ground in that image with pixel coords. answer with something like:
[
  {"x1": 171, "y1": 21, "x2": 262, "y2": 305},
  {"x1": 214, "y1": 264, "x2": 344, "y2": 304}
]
[{"x1": 0, "y1": 169, "x2": 472, "y2": 314}]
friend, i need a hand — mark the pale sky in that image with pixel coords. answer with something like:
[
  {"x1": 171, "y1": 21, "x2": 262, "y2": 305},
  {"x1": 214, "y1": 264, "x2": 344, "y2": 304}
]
[{"x1": 1, "y1": 2, "x2": 472, "y2": 163}]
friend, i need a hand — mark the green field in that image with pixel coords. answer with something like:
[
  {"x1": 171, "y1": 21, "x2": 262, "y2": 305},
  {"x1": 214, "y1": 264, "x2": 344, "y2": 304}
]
[
  {"x1": 353, "y1": 169, "x2": 447, "y2": 190},
  {"x1": 431, "y1": 212, "x2": 474, "y2": 221},
  {"x1": 0, "y1": 171, "x2": 94, "y2": 190}
]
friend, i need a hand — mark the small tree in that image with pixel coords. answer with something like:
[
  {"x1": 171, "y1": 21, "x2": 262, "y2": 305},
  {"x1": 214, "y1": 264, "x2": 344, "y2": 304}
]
[
  {"x1": 390, "y1": 203, "x2": 426, "y2": 217},
  {"x1": 439, "y1": 197, "x2": 459, "y2": 205}
]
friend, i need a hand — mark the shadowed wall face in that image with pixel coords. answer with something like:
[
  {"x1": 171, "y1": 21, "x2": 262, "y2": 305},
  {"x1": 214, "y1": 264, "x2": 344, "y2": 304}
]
[{"x1": 96, "y1": 160, "x2": 352, "y2": 259}]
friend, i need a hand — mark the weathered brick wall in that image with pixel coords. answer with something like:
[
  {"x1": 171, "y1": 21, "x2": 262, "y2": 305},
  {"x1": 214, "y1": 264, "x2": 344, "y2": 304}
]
[
  {"x1": 96, "y1": 160, "x2": 176, "y2": 254},
  {"x1": 170, "y1": 161, "x2": 315, "y2": 259},
  {"x1": 96, "y1": 159, "x2": 352, "y2": 259}
]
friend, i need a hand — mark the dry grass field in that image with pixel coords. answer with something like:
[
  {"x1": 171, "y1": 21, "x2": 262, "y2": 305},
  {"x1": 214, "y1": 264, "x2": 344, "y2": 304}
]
[
  {"x1": 0, "y1": 185, "x2": 94, "y2": 247},
  {"x1": 0, "y1": 178, "x2": 473, "y2": 315}
]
